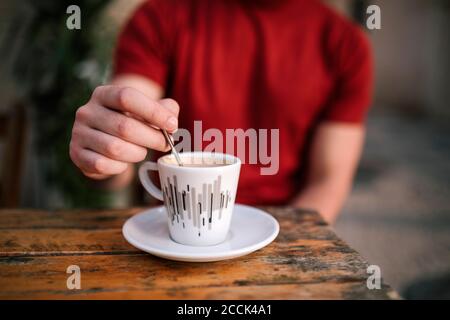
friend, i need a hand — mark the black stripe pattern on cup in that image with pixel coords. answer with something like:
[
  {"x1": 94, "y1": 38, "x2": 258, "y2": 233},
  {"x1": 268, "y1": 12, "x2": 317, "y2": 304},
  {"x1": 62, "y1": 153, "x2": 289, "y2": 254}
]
[{"x1": 162, "y1": 175, "x2": 232, "y2": 237}]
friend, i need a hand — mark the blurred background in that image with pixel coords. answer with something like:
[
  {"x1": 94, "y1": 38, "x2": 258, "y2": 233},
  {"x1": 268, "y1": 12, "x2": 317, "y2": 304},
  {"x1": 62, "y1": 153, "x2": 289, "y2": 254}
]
[{"x1": 0, "y1": 0, "x2": 449, "y2": 298}]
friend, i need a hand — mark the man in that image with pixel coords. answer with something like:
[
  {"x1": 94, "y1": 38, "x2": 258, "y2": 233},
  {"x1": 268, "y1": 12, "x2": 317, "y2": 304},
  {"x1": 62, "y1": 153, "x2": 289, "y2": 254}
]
[{"x1": 69, "y1": 0, "x2": 373, "y2": 223}]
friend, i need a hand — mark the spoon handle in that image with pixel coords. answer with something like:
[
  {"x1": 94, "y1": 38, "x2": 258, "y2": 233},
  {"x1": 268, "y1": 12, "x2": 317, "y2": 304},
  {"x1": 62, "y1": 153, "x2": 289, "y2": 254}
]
[{"x1": 161, "y1": 129, "x2": 183, "y2": 166}]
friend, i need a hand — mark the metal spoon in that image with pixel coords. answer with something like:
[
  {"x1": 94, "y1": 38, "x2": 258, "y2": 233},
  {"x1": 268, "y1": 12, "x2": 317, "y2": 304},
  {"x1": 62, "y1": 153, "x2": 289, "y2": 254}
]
[{"x1": 161, "y1": 129, "x2": 183, "y2": 166}]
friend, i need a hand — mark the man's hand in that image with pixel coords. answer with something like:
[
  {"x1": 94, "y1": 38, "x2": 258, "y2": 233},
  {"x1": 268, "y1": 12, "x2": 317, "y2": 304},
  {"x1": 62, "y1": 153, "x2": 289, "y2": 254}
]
[{"x1": 69, "y1": 85, "x2": 179, "y2": 181}]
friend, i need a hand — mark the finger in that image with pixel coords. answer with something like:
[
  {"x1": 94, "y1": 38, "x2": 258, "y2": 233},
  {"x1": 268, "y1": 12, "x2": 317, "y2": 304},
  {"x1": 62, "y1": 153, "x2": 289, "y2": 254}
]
[
  {"x1": 71, "y1": 147, "x2": 128, "y2": 176},
  {"x1": 92, "y1": 85, "x2": 178, "y2": 132},
  {"x1": 83, "y1": 172, "x2": 110, "y2": 180},
  {"x1": 74, "y1": 125, "x2": 148, "y2": 163},
  {"x1": 124, "y1": 99, "x2": 179, "y2": 123},
  {"x1": 159, "y1": 98, "x2": 180, "y2": 116},
  {"x1": 87, "y1": 105, "x2": 171, "y2": 152}
]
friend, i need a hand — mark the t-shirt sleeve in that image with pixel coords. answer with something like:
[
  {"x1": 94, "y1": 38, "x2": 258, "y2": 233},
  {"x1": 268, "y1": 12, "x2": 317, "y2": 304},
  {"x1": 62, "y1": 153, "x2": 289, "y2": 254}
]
[
  {"x1": 321, "y1": 24, "x2": 374, "y2": 123},
  {"x1": 113, "y1": 0, "x2": 174, "y2": 86}
]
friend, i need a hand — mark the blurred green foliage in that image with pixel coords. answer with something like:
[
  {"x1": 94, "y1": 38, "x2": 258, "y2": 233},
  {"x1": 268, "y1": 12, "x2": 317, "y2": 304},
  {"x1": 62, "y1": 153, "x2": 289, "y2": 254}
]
[{"x1": 1, "y1": 0, "x2": 120, "y2": 207}]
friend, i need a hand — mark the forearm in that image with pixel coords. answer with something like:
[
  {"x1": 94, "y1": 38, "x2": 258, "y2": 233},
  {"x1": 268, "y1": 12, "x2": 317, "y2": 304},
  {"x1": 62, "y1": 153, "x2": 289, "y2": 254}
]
[
  {"x1": 291, "y1": 123, "x2": 365, "y2": 224},
  {"x1": 291, "y1": 176, "x2": 352, "y2": 224}
]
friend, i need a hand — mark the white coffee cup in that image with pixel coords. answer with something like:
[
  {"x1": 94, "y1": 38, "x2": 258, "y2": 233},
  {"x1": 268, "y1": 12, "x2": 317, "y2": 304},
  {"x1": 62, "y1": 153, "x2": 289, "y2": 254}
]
[{"x1": 139, "y1": 152, "x2": 241, "y2": 246}]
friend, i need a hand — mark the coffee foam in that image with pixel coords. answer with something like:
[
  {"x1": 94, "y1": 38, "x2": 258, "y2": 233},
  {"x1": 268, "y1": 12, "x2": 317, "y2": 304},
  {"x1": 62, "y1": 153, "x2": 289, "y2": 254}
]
[{"x1": 161, "y1": 154, "x2": 233, "y2": 167}]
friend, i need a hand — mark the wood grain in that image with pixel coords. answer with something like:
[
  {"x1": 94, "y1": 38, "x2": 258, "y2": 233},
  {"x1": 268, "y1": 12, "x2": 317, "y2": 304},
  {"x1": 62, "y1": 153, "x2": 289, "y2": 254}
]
[{"x1": 0, "y1": 207, "x2": 399, "y2": 299}]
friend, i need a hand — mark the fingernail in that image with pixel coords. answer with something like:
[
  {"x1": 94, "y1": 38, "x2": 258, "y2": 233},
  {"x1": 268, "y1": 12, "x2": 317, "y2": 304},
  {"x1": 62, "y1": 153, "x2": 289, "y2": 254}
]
[{"x1": 166, "y1": 117, "x2": 178, "y2": 130}]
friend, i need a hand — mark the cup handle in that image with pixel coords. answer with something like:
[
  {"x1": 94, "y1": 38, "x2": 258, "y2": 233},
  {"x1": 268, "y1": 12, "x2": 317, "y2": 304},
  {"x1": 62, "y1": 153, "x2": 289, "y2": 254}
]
[{"x1": 138, "y1": 161, "x2": 163, "y2": 201}]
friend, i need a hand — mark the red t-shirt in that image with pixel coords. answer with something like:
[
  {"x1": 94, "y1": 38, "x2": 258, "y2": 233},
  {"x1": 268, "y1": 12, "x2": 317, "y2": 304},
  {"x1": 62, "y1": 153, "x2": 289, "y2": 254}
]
[{"x1": 114, "y1": 0, "x2": 373, "y2": 205}]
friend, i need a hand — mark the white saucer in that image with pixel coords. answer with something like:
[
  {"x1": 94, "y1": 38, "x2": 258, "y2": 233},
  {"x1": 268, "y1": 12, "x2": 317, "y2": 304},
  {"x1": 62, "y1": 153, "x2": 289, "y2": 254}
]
[{"x1": 122, "y1": 204, "x2": 279, "y2": 262}]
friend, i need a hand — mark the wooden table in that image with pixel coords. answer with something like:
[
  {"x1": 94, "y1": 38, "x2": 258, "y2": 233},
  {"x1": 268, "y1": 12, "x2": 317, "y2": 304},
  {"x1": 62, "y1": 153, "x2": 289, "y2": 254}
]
[{"x1": 0, "y1": 207, "x2": 398, "y2": 299}]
